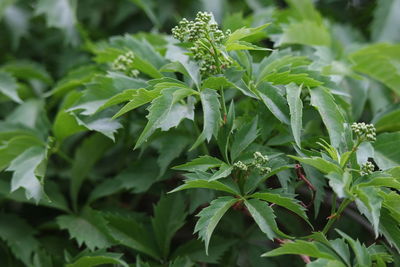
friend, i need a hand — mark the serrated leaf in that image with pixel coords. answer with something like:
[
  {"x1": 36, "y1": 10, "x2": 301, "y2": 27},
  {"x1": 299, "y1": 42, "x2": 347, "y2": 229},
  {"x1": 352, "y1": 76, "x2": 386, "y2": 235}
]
[
  {"x1": 0, "y1": 71, "x2": 22, "y2": 103},
  {"x1": 373, "y1": 132, "x2": 400, "y2": 170},
  {"x1": 67, "y1": 251, "x2": 128, "y2": 267},
  {"x1": 151, "y1": 194, "x2": 187, "y2": 258},
  {"x1": 103, "y1": 213, "x2": 160, "y2": 259},
  {"x1": 192, "y1": 88, "x2": 221, "y2": 149},
  {"x1": 135, "y1": 87, "x2": 195, "y2": 148},
  {"x1": 0, "y1": 213, "x2": 39, "y2": 266},
  {"x1": 286, "y1": 83, "x2": 303, "y2": 147},
  {"x1": 226, "y1": 23, "x2": 269, "y2": 44},
  {"x1": 255, "y1": 82, "x2": 290, "y2": 124},
  {"x1": 326, "y1": 171, "x2": 352, "y2": 199},
  {"x1": 169, "y1": 179, "x2": 239, "y2": 195},
  {"x1": 173, "y1": 155, "x2": 225, "y2": 172},
  {"x1": 354, "y1": 187, "x2": 383, "y2": 237},
  {"x1": 336, "y1": 230, "x2": 371, "y2": 266},
  {"x1": 230, "y1": 116, "x2": 259, "y2": 161},
  {"x1": 275, "y1": 20, "x2": 331, "y2": 47},
  {"x1": 249, "y1": 192, "x2": 308, "y2": 222},
  {"x1": 57, "y1": 215, "x2": 112, "y2": 251},
  {"x1": 226, "y1": 41, "x2": 271, "y2": 51},
  {"x1": 194, "y1": 196, "x2": 237, "y2": 255},
  {"x1": 310, "y1": 87, "x2": 345, "y2": 148},
  {"x1": 289, "y1": 155, "x2": 342, "y2": 174},
  {"x1": 244, "y1": 198, "x2": 279, "y2": 240},
  {"x1": 262, "y1": 240, "x2": 337, "y2": 260},
  {"x1": 350, "y1": 43, "x2": 400, "y2": 95},
  {"x1": 7, "y1": 146, "x2": 47, "y2": 203}
]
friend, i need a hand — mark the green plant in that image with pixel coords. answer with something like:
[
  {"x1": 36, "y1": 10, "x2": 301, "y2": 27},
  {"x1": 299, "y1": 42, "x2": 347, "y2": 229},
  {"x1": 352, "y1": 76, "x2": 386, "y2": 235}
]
[{"x1": 0, "y1": 0, "x2": 400, "y2": 266}]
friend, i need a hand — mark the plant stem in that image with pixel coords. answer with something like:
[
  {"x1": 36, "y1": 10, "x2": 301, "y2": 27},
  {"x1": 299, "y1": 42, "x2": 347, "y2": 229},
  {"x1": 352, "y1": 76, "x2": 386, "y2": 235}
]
[{"x1": 322, "y1": 198, "x2": 352, "y2": 235}]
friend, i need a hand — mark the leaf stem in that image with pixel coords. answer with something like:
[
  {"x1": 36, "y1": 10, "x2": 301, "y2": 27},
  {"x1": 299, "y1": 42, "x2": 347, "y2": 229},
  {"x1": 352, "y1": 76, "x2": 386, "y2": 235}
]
[{"x1": 322, "y1": 198, "x2": 352, "y2": 235}]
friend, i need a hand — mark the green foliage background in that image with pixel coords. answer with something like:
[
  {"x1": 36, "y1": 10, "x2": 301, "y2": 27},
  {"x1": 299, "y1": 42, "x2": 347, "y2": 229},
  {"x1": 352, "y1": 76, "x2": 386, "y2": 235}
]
[{"x1": 1, "y1": 0, "x2": 400, "y2": 266}]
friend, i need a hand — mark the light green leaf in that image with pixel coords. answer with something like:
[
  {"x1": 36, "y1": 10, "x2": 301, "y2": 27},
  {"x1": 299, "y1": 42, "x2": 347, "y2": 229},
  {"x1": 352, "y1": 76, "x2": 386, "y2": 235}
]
[
  {"x1": 286, "y1": 83, "x2": 303, "y2": 147},
  {"x1": 249, "y1": 192, "x2": 308, "y2": 222},
  {"x1": 380, "y1": 208, "x2": 400, "y2": 252},
  {"x1": 262, "y1": 240, "x2": 337, "y2": 260},
  {"x1": 209, "y1": 164, "x2": 233, "y2": 181},
  {"x1": 192, "y1": 88, "x2": 221, "y2": 149},
  {"x1": 173, "y1": 155, "x2": 225, "y2": 172},
  {"x1": 230, "y1": 117, "x2": 259, "y2": 161},
  {"x1": 67, "y1": 251, "x2": 128, "y2": 267},
  {"x1": 35, "y1": 0, "x2": 78, "y2": 44},
  {"x1": 194, "y1": 196, "x2": 237, "y2": 254},
  {"x1": 374, "y1": 109, "x2": 400, "y2": 133},
  {"x1": 256, "y1": 82, "x2": 290, "y2": 124},
  {"x1": 289, "y1": 156, "x2": 342, "y2": 174},
  {"x1": 276, "y1": 20, "x2": 331, "y2": 47},
  {"x1": 336, "y1": 230, "x2": 371, "y2": 266},
  {"x1": 169, "y1": 179, "x2": 239, "y2": 195},
  {"x1": 226, "y1": 23, "x2": 270, "y2": 43},
  {"x1": 310, "y1": 87, "x2": 345, "y2": 148},
  {"x1": 354, "y1": 187, "x2": 383, "y2": 237},
  {"x1": 326, "y1": 171, "x2": 352, "y2": 199},
  {"x1": 53, "y1": 110, "x2": 87, "y2": 142},
  {"x1": 371, "y1": 0, "x2": 400, "y2": 43},
  {"x1": 244, "y1": 198, "x2": 279, "y2": 239},
  {"x1": 350, "y1": 43, "x2": 400, "y2": 95},
  {"x1": 136, "y1": 87, "x2": 195, "y2": 148},
  {"x1": 226, "y1": 41, "x2": 271, "y2": 51},
  {"x1": 0, "y1": 71, "x2": 22, "y2": 103},
  {"x1": 7, "y1": 146, "x2": 47, "y2": 203},
  {"x1": 373, "y1": 132, "x2": 400, "y2": 170}
]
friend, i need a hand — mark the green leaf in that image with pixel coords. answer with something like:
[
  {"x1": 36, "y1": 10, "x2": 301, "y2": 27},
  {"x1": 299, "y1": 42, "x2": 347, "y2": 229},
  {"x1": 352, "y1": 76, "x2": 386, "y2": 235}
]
[
  {"x1": 194, "y1": 196, "x2": 237, "y2": 255},
  {"x1": 230, "y1": 117, "x2": 259, "y2": 161},
  {"x1": 35, "y1": 0, "x2": 78, "y2": 45},
  {"x1": 249, "y1": 192, "x2": 308, "y2": 222},
  {"x1": 173, "y1": 155, "x2": 225, "y2": 172},
  {"x1": 374, "y1": 109, "x2": 400, "y2": 133},
  {"x1": 289, "y1": 156, "x2": 342, "y2": 174},
  {"x1": 244, "y1": 198, "x2": 279, "y2": 240},
  {"x1": 285, "y1": 0, "x2": 323, "y2": 23},
  {"x1": 373, "y1": 132, "x2": 400, "y2": 170},
  {"x1": 336, "y1": 230, "x2": 371, "y2": 266},
  {"x1": 7, "y1": 146, "x2": 47, "y2": 203},
  {"x1": 326, "y1": 171, "x2": 352, "y2": 199},
  {"x1": 354, "y1": 187, "x2": 383, "y2": 237},
  {"x1": 262, "y1": 240, "x2": 337, "y2": 260},
  {"x1": 226, "y1": 23, "x2": 270, "y2": 44},
  {"x1": 350, "y1": 43, "x2": 400, "y2": 95},
  {"x1": 1, "y1": 61, "x2": 53, "y2": 84},
  {"x1": 151, "y1": 194, "x2": 187, "y2": 258},
  {"x1": 275, "y1": 20, "x2": 331, "y2": 47},
  {"x1": 255, "y1": 82, "x2": 290, "y2": 124},
  {"x1": 371, "y1": 0, "x2": 400, "y2": 43},
  {"x1": 112, "y1": 87, "x2": 162, "y2": 119},
  {"x1": 0, "y1": 71, "x2": 22, "y2": 103},
  {"x1": 380, "y1": 208, "x2": 400, "y2": 252},
  {"x1": 0, "y1": 213, "x2": 39, "y2": 266},
  {"x1": 226, "y1": 41, "x2": 271, "y2": 51},
  {"x1": 169, "y1": 179, "x2": 239, "y2": 195},
  {"x1": 309, "y1": 87, "x2": 345, "y2": 148},
  {"x1": 286, "y1": 83, "x2": 303, "y2": 147},
  {"x1": 57, "y1": 214, "x2": 112, "y2": 251},
  {"x1": 104, "y1": 213, "x2": 160, "y2": 259},
  {"x1": 70, "y1": 134, "x2": 113, "y2": 210},
  {"x1": 52, "y1": 110, "x2": 87, "y2": 142},
  {"x1": 192, "y1": 88, "x2": 221, "y2": 149},
  {"x1": 67, "y1": 251, "x2": 128, "y2": 267},
  {"x1": 136, "y1": 87, "x2": 195, "y2": 148}
]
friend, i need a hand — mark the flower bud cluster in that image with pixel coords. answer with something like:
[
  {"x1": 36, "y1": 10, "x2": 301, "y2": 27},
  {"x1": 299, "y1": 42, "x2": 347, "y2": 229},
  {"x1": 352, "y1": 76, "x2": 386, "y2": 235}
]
[
  {"x1": 351, "y1": 122, "x2": 376, "y2": 142},
  {"x1": 233, "y1": 152, "x2": 271, "y2": 175},
  {"x1": 252, "y1": 152, "x2": 271, "y2": 175},
  {"x1": 233, "y1": 161, "x2": 248, "y2": 171},
  {"x1": 172, "y1": 12, "x2": 232, "y2": 76},
  {"x1": 112, "y1": 51, "x2": 139, "y2": 77},
  {"x1": 360, "y1": 161, "x2": 375, "y2": 176}
]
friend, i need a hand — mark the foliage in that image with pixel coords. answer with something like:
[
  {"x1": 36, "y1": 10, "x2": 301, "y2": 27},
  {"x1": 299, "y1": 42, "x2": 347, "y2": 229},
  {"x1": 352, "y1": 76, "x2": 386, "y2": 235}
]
[{"x1": 1, "y1": 0, "x2": 400, "y2": 266}]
